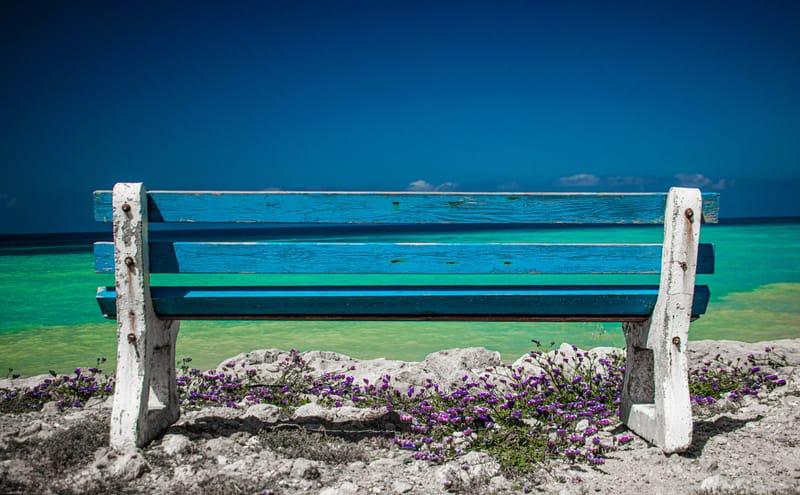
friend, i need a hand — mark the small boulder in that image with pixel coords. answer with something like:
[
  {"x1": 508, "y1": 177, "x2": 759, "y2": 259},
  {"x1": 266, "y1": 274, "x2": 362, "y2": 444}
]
[
  {"x1": 161, "y1": 433, "x2": 192, "y2": 455},
  {"x1": 107, "y1": 450, "x2": 150, "y2": 481}
]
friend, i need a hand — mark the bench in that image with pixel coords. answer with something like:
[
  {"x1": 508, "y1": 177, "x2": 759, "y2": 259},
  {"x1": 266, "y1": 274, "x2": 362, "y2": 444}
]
[{"x1": 93, "y1": 183, "x2": 718, "y2": 453}]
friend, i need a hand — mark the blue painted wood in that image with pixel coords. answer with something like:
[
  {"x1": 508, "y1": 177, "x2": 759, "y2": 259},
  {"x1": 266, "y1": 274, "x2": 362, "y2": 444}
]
[
  {"x1": 94, "y1": 243, "x2": 112, "y2": 273},
  {"x1": 95, "y1": 284, "x2": 711, "y2": 320},
  {"x1": 94, "y1": 191, "x2": 721, "y2": 225},
  {"x1": 93, "y1": 241, "x2": 716, "y2": 275}
]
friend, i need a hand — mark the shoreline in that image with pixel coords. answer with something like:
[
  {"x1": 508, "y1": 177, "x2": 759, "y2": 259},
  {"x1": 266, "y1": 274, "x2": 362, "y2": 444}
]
[{"x1": 3, "y1": 337, "x2": 799, "y2": 386}]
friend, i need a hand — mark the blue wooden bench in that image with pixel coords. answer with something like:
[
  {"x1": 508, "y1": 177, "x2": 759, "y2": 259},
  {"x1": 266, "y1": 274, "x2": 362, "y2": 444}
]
[{"x1": 94, "y1": 183, "x2": 718, "y2": 452}]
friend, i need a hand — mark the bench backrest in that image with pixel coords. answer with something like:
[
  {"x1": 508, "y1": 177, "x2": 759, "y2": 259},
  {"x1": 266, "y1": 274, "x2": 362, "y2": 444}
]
[{"x1": 93, "y1": 184, "x2": 718, "y2": 320}]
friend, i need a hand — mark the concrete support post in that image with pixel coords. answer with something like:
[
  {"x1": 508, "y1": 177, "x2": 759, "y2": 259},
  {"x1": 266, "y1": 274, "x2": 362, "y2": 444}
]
[
  {"x1": 620, "y1": 187, "x2": 702, "y2": 453},
  {"x1": 109, "y1": 182, "x2": 180, "y2": 450}
]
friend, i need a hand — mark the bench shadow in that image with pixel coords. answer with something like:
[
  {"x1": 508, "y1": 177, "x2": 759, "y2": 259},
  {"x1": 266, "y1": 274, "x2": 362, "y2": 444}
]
[
  {"x1": 165, "y1": 411, "x2": 408, "y2": 443},
  {"x1": 159, "y1": 412, "x2": 760, "y2": 460},
  {"x1": 681, "y1": 415, "x2": 763, "y2": 458}
]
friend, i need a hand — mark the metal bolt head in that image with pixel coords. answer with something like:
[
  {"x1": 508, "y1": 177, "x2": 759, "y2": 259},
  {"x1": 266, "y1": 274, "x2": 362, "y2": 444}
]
[
  {"x1": 672, "y1": 336, "x2": 681, "y2": 346},
  {"x1": 121, "y1": 203, "x2": 131, "y2": 212},
  {"x1": 684, "y1": 208, "x2": 694, "y2": 222},
  {"x1": 127, "y1": 333, "x2": 136, "y2": 344},
  {"x1": 124, "y1": 256, "x2": 135, "y2": 268}
]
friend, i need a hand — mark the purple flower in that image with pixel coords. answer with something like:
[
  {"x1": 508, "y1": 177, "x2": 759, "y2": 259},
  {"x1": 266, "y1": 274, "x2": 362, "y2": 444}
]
[
  {"x1": 396, "y1": 439, "x2": 417, "y2": 450},
  {"x1": 569, "y1": 434, "x2": 585, "y2": 444}
]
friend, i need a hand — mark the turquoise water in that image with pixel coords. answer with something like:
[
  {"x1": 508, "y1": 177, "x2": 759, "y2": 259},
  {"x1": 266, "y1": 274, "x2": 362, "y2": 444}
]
[{"x1": 1, "y1": 222, "x2": 799, "y2": 376}]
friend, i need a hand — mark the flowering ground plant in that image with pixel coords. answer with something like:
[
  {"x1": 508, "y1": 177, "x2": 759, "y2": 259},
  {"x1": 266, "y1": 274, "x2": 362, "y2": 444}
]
[
  {"x1": 688, "y1": 346, "x2": 788, "y2": 406},
  {"x1": 386, "y1": 342, "x2": 631, "y2": 472},
  {"x1": 1, "y1": 357, "x2": 114, "y2": 413},
  {"x1": 0, "y1": 343, "x2": 788, "y2": 475}
]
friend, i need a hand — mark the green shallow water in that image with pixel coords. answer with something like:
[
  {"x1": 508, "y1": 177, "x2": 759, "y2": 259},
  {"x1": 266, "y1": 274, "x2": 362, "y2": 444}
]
[{"x1": 1, "y1": 222, "x2": 798, "y2": 376}]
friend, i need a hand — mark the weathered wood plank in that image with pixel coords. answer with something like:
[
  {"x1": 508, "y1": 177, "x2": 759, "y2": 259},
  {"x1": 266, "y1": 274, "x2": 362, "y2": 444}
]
[
  {"x1": 93, "y1": 241, "x2": 716, "y2": 275},
  {"x1": 93, "y1": 191, "x2": 721, "y2": 224},
  {"x1": 96, "y1": 284, "x2": 711, "y2": 320},
  {"x1": 701, "y1": 193, "x2": 720, "y2": 223}
]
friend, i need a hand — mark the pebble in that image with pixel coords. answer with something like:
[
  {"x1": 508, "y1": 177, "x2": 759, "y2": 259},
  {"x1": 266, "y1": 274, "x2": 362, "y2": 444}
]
[
  {"x1": 205, "y1": 437, "x2": 236, "y2": 457},
  {"x1": 291, "y1": 458, "x2": 321, "y2": 480},
  {"x1": 172, "y1": 465, "x2": 195, "y2": 484},
  {"x1": 320, "y1": 481, "x2": 359, "y2": 495},
  {"x1": 348, "y1": 460, "x2": 366, "y2": 470},
  {"x1": 108, "y1": 450, "x2": 150, "y2": 481},
  {"x1": 161, "y1": 433, "x2": 192, "y2": 455},
  {"x1": 369, "y1": 457, "x2": 401, "y2": 470},
  {"x1": 17, "y1": 422, "x2": 42, "y2": 438},
  {"x1": 700, "y1": 474, "x2": 722, "y2": 491},
  {"x1": 245, "y1": 403, "x2": 284, "y2": 423},
  {"x1": 391, "y1": 480, "x2": 413, "y2": 493}
]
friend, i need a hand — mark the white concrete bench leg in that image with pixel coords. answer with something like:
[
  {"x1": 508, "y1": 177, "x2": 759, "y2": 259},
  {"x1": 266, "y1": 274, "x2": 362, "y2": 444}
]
[
  {"x1": 620, "y1": 187, "x2": 702, "y2": 453},
  {"x1": 109, "y1": 182, "x2": 180, "y2": 450}
]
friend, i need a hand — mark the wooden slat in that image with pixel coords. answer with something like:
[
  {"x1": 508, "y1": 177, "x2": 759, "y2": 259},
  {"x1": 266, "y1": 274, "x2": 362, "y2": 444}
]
[
  {"x1": 93, "y1": 191, "x2": 721, "y2": 225},
  {"x1": 95, "y1": 284, "x2": 711, "y2": 320},
  {"x1": 701, "y1": 193, "x2": 720, "y2": 223},
  {"x1": 93, "y1": 241, "x2": 716, "y2": 275},
  {"x1": 152, "y1": 242, "x2": 663, "y2": 275}
]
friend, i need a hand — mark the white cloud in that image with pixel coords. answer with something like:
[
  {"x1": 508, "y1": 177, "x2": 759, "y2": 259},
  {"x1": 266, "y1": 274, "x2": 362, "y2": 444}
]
[
  {"x1": 434, "y1": 181, "x2": 458, "y2": 192},
  {"x1": 407, "y1": 180, "x2": 459, "y2": 192},
  {"x1": 557, "y1": 174, "x2": 600, "y2": 187},
  {"x1": 407, "y1": 180, "x2": 434, "y2": 192},
  {"x1": 674, "y1": 173, "x2": 728, "y2": 190}
]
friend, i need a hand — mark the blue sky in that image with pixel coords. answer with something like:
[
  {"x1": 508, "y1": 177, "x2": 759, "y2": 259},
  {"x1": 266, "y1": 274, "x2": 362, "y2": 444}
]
[{"x1": 1, "y1": 0, "x2": 799, "y2": 233}]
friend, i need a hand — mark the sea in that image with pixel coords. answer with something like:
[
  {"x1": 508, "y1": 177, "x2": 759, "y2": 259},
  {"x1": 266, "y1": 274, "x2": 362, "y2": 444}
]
[{"x1": 1, "y1": 220, "x2": 799, "y2": 377}]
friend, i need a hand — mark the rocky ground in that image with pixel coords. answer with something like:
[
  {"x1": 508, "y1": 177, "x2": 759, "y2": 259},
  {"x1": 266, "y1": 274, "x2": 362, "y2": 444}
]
[{"x1": 1, "y1": 339, "x2": 799, "y2": 495}]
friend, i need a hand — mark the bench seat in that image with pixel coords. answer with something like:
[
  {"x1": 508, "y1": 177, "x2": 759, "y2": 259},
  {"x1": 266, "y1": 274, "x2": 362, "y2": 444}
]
[{"x1": 97, "y1": 284, "x2": 711, "y2": 321}]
